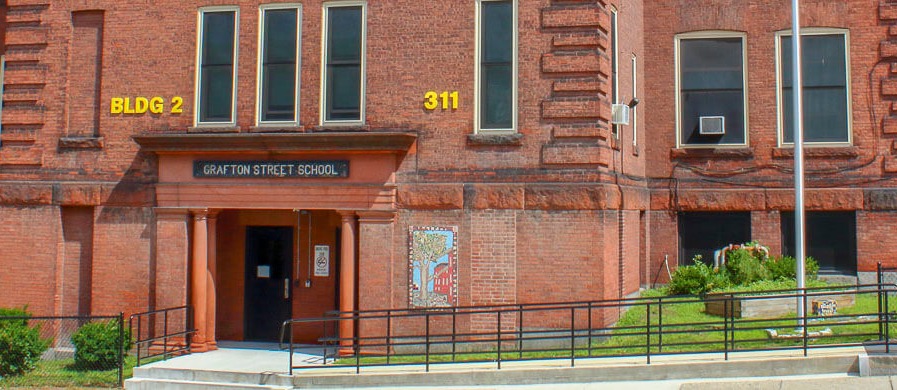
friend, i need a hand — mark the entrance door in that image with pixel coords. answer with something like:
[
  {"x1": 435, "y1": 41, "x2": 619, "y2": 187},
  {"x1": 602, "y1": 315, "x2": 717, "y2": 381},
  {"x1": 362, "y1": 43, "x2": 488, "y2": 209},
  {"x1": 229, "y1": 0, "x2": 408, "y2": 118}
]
[{"x1": 244, "y1": 226, "x2": 293, "y2": 342}]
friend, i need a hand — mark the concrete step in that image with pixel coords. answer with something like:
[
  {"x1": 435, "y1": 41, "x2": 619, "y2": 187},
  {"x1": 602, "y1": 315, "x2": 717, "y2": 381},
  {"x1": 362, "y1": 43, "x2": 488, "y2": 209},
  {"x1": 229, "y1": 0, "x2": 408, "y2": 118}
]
[
  {"x1": 128, "y1": 366, "x2": 293, "y2": 389},
  {"x1": 288, "y1": 354, "x2": 860, "y2": 388},
  {"x1": 680, "y1": 375, "x2": 895, "y2": 390},
  {"x1": 125, "y1": 377, "x2": 291, "y2": 390}
]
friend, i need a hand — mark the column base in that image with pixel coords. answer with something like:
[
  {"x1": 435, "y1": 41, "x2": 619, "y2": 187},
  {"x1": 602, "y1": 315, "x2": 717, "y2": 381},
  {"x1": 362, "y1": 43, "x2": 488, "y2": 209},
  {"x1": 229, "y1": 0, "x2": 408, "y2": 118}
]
[{"x1": 189, "y1": 341, "x2": 218, "y2": 353}]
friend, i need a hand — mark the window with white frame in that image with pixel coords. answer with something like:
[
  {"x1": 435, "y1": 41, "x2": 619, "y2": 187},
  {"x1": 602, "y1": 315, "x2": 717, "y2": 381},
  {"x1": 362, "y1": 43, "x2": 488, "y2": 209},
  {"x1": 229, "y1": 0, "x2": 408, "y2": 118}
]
[
  {"x1": 675, "y1": 33, "x2": 747, "y2": 147},
  {"x1": 257, "y1": 5, "x2": 301, "y2": 125},
  {"x1": 611, "y1": 7, "x2": 619, "y2": 139},
  {"x1": 322, "y1": 2, "x2": 365, "y2": 125},
  {"x1": 196, "y1": 8, "x2": 238, "y2": 125},
  {"x1": 476, "y1": 0, "x2": 516, "y2": 133},
  {"x1": 777, "y1": 30, "x2": 850, "y2": 145}
]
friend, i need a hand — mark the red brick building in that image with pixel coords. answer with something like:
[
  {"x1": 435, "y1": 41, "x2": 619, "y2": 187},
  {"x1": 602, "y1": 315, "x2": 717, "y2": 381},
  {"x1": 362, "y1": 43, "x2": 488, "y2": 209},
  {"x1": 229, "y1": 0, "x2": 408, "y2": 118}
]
[{"x1": 1, "y1": 0, "x2": 891, "y2": 349}]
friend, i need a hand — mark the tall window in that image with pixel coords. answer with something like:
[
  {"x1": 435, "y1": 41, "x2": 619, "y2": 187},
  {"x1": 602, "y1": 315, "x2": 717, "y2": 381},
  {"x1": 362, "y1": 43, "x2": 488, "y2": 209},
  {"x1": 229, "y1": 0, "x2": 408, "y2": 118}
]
[
  {"x1": 196, "y1": 8, "x2": 238, "y2": 125},
  {"x1": 322, "y1": 2, "x2": 365, "y2": 124},
  {"x1": 611, "y1": 8, "x2": 618, "y2": 139},
  {"x1": 675, "y1": 33, "x2": 747, "y2": 147},
  {"x1": 258, "y1": 5, "x2": 301, "y2": 125},
  {"x1": 778, "y1": 30, "x2": 850, "y2": 144},
  {"x1": 476, "y1": 0, "x2": 516, "y2": 132}
]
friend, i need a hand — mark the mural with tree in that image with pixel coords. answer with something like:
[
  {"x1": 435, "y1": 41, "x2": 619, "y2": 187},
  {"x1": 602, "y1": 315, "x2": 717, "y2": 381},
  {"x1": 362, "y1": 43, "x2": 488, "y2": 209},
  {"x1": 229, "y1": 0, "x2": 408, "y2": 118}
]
[{"x1": 408, "y1": 226, "x2": 458, "y2": 308}]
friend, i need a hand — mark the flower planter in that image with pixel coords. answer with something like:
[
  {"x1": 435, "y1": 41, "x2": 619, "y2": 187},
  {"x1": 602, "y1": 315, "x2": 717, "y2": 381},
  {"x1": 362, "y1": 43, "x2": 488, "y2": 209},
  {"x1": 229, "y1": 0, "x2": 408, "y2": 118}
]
[{"x1": 704, "y1": 293, "x2": 855, "y2": 318}]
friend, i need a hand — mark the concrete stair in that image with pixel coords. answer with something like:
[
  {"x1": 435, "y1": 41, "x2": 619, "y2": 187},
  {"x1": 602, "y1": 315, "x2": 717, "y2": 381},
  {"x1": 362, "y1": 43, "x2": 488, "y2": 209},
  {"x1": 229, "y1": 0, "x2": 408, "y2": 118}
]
[{"x1": 125, "y1": 350, "x2": 875, "y2": 389}]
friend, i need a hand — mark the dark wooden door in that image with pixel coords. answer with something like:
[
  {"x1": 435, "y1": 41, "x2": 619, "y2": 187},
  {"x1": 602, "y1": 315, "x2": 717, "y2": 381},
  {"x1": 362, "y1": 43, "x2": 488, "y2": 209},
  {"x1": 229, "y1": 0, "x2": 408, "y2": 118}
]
[{"x1": 244, "y1": 226, "x2": 293, "y2": 342}]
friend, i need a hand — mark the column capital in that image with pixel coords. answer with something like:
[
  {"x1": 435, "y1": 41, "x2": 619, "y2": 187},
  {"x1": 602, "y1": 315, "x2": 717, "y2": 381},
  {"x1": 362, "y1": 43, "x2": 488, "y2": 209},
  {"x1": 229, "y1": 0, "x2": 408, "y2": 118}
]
[
  {"x1": 190, "y1": 209, "x2": 210, "y2": 221},
  {"x1": 154, "y1": 207, "x2": 190, "y2": 221},
  {"x1": 337, "y1": 210, "x2": 357, "y2": 220},
  {"x1": 356, "y1": 210, "x2": 396, "y2": 224}
]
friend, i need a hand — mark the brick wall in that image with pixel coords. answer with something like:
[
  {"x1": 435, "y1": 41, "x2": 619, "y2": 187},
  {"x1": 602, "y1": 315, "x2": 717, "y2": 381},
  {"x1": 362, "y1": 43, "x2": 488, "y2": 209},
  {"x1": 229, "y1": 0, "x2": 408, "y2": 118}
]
[{"x1": 0, "y1": 206, "x2": 59, "y2": 316}]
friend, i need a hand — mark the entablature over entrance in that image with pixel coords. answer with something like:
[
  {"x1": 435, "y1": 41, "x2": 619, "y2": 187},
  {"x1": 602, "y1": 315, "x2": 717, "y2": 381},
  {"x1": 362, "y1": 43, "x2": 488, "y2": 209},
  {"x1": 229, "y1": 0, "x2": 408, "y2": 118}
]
[{"x1": 134, "y1": 132, "x2": 417, "y2": 211}]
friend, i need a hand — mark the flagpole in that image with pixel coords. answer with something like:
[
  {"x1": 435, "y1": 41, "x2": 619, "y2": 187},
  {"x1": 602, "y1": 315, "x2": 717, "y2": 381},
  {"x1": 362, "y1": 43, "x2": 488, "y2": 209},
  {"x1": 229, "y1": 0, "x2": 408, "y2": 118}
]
[{"x1": 792, "y1": 0, "x2": 807, "y2": 330}]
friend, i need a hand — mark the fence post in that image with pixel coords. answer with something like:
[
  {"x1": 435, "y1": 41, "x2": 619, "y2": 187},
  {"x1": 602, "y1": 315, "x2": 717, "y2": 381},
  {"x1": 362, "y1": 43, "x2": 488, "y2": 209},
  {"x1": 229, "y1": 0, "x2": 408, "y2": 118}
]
[
  {"x1": 887, "y1": 288, "x2": 891, "y2": 354},
  {"x1": 518, "y1": 305, "x2": 524, "y2": 359},
  {"x1": 646, "y1": 302, "x2": 651, "y2": 365},
  {"x1": 425, "y1": 312, "x2": 430, "y2": 373},
  {"x1": 723, "y1": 297, "x2": 729, "y2": 361},
  {"x1": 451, "y1": 308, "x2": 456, "y2": 362},
  {"x1": 658, "y1": 298, "x2": 663, "y2": 353},
  {"x1": 587, "y1": 302, "x2": 593, "y2": 358},
  {"x1": 802, "y1": 290, "x2": 809, "y2": 357},
  {"x1": 879, "y1": 262, "x2": 884, "y2": 341},
  {"x1": 497, "y1": 310, "x2": 502, "y2": 370},
  {"x1": 118, "y1": 312, "x2": 125, "y2": 387},
  {"x1": 387, "y1": 310, "x2": 393, "y2": 365},
  {"x1": 570, "y1": 307, "x2": 576, "y2": 367}
]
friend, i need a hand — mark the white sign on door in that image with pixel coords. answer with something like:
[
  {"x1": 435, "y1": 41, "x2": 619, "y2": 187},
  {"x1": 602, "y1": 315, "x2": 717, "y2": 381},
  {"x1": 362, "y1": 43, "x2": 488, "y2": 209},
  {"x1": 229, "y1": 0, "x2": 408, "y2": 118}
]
[{"x1": 314, "y1": 245, "x2": 330, "y2": 277}]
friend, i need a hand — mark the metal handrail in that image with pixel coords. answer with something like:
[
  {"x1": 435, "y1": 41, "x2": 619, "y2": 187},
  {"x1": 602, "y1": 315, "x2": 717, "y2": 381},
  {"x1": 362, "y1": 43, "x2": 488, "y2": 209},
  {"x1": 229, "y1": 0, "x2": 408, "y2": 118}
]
[
  {"x1": 129, "y1": 305, "x2": 195, "y2": 366},
  {"x1": 282, "y1": 283, "x2": 897, "y2": 375}
]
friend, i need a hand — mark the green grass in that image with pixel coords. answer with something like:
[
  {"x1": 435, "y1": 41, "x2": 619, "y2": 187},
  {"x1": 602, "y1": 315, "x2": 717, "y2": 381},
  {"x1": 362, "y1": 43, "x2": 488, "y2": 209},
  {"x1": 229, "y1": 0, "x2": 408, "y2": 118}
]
[
  {"x1": 338, "y1": 287, "x2": 897, "y2": 366},
  {"x1": 0, "y1": 356, "x2": 139, "y2": 388}
]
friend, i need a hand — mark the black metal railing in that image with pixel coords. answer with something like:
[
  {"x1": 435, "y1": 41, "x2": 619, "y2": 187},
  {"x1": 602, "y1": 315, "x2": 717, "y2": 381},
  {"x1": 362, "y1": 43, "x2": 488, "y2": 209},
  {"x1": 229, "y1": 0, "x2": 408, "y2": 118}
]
[
  {"x1": 129, "y1": 305, "x2": 194, "y2": 367},
  {"x1": 0, "y1": 313, "x2": 126, "y2": 387},
  {"x1": 282, "y1": 284, "x2": 897, "y2": 374}
]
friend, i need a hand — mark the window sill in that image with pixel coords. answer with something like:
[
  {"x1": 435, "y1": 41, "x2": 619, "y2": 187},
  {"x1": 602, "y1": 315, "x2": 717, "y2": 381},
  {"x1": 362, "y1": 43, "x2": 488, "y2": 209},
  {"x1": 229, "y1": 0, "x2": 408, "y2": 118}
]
[
  {"x1": 58, "y1": 136, "x2": 104, "y2": 150},
  {"x1": 248, "y1": 125, "x2": 304, "y2": 133},
  {"x1": 772, "y1": 146, "x2": 859, "y2": 159},
  {"x1": 467, "y1": 133, "x2": 523, "y2": 146},
  {"x1": 670, "y1": 147, "x2": 753, "y2": 159},
  {"x1": 188, "y1": 126, "x2": 241, "y2": 133}
]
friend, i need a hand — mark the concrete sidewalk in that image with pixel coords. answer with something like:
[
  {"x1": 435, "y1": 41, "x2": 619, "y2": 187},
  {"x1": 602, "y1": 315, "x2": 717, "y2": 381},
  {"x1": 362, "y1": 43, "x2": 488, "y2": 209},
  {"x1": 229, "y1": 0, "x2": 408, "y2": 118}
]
[{"x1": 126, "y1": 345, "x2": 897, "y2": 389}]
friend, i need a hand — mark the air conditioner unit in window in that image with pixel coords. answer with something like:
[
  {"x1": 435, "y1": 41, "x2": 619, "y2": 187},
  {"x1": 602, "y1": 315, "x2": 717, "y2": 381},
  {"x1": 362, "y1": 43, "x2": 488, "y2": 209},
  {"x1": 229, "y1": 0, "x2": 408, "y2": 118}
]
[
  {"x1": 611, "y1": 104, "x2": 630, "y2": 125},
  {"x1": 699, "y1": 116, "x2": 725, "y2": 135}
]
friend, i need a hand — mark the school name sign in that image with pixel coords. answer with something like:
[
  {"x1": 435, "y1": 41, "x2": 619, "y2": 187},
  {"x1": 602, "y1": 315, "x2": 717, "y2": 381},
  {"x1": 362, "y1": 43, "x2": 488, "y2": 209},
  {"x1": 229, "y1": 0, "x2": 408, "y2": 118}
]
[{"x1": 193, "y1": 160, "x2": 349, "y2": 178}]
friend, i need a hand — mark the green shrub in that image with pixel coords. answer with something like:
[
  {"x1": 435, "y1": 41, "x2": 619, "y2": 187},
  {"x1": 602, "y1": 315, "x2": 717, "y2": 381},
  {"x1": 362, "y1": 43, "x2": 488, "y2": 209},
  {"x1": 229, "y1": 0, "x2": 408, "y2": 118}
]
[
  {"x1": 71, "y1": 319, "x2": 132, "y2": 371},
  {"x1": 669, "y1": 257, "x2": 729, "y2": 296},
  {"x1": 764, "y1": 255, "x2": 819, "y2": 281},
  {"x1": 724, "y1": 248, "x2": 770, "y2": 285},
  {"x1": 0, "y1": 307, "x2": 29, "y2": 329},
  {"x1": 0, "y1": 308, "x2": 50, "y2": 377}
]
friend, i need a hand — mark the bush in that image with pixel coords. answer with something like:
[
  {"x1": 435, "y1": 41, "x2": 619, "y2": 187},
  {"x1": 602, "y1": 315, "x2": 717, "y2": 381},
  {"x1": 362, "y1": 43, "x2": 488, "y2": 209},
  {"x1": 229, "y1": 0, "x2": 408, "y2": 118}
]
[
  {"x1": 724, "y1": 249, "x2": 770, "y2": 285},
  {"x1": 668, "y1": 257, "x2": 729, "y2": 296},
  {"x1": 71, "y1": 319, "x2": 132, "y2": 371},
  {"x1": 764, "y1": 255, "x2": 819, "y2": 281},
  {"x1": 0, "y1": 307, "x2": 50, "y2": 377},
  {"x1": 0, "y1": 307, "x2": 29, "y2": 329}
]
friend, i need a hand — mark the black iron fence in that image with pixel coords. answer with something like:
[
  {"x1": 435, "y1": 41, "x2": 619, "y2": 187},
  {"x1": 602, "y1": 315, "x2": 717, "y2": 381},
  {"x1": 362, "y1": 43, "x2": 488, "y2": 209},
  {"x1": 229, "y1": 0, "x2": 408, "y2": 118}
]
[
  {"x1": 0, "y1": 313, "x2": 126, "y2": 387},
  {"x1": 282, "y1": 284, "x2": 897, "y2": 374},
  {"x1": 130, "y1": 305, "x2": 194, "y2": 367}
]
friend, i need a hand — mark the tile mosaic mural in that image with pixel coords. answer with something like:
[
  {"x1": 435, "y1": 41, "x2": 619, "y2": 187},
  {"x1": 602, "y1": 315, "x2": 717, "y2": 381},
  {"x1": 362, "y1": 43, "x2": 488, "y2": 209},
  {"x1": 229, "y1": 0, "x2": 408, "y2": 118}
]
[{"x1": 408, "y1": 226, "x2": 458, "y2": 308}]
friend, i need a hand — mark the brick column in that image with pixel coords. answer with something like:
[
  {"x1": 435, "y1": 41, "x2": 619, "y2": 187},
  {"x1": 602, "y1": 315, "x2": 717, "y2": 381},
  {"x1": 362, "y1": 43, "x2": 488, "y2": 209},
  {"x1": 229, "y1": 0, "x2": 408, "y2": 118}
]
[
  {"x1": 751, "y1": 211, "x2": 782, "y2": 256},
  {"x1": 338, "y1": 211, "x2": 357, "y2": 354},
  {"x1": 190, "y1": 209, "x2": 211, "y2": 351},
  {"x1": 154, "y1": 208, "x2": 190, "y2": 345},
  {"x1": 357, "y1": 211, "x2": 395, "y2": 353},
  {"x1": 206, "y1": 211, "x2": 219, "y2": 349}
]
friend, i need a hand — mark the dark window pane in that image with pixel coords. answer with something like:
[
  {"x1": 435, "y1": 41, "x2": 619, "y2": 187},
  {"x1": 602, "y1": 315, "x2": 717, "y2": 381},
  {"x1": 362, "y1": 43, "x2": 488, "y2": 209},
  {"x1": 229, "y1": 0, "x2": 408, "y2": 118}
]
[
  {"x1": 264, "y1": 10, "x2": 297, "y2": 64},
  {"x1": 327, "y1": 65, "x2": 361, "y2": 121},
  {"x1": 328, "y1": 7, "x2": 362, "y2": 63},
  {"x1": 781, "y1": 211, "x2": 856, "y2": 274},
  {"x1": 200, "y1": 65, "x2": 234, "y2": 122},
  {"x1": 678, "y1": 212, "x2": 751, "y2": 266},
  {"x1": 479, "y1": 0, "x2": 513, "y2": 130},
  {"x1": 261, "y1": 8, "x2": 298, "y2": 122},
  {"x1": 481, "y1": 64, "x2": 512, "y2": 129},
  {"x1": 202, "y1": 12, "x2": 235, "y2": 66},
  {"x1": 325, "y1": 6, "x2": 362, "y2": 121},
  {"x1": 262, "y1": 63, "x2": 296, "y2": 122},
  {"x1": 482, "y1": 2, "x2": 512, "y2": 63},
  {"x1": 680, "y1": 90, "x2": 745, "y2": 144},
  {"x1": 199, "y1": 11, "x2": 235, "y2": 123},
  {"x1": 780, "y1": 34, "x2": 849, "y2": 143},
  {"x1": 678, "y1": 38, "x2": 744, "y2": 145}
]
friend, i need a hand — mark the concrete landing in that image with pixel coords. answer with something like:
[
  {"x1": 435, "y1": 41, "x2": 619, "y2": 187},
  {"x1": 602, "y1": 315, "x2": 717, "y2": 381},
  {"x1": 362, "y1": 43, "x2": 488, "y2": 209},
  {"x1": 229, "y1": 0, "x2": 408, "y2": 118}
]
[{"x1": 126, "y1": 346, "x2": 897, "y2": 389}]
